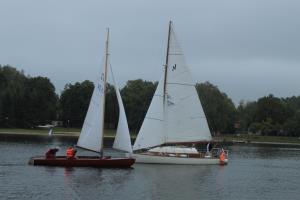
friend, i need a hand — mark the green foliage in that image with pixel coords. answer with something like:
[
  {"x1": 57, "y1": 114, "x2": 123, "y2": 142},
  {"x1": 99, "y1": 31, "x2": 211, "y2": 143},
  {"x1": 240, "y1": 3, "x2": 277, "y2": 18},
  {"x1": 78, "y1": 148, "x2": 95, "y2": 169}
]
[
  {"x1": 196, "y1": 82, "x2": 237, "y2": 134},
  {"x1": 59, "y1": 80, "x2": 94, "y2": 127},
  {"x1": 255, "y1": 95, "x2": 293, "y2": 124},
  {"x1": 2, "y1": 64, "x2": 300, "y2": 137},
  {"x1": 237, "y1": 101, "x2": 257, "y2": 131},
  {"x1": 240, "y1": 94, "x2": 300, "y2": 136},
  {"x1": 283, "y1": 111, "x2": 300, "y2": 137},
  {"x1": 121, "y1": 79, "x2": 157, "y2": 133},
  {"x1": 0, "y1": 65, "x2": 57, "y2": 127},
  {"x1": 22, "y1": 77, "x2": 58, "y2": 126},
  {"x1": 105, "y1": 84, "x2": 118, "y2": 128}
]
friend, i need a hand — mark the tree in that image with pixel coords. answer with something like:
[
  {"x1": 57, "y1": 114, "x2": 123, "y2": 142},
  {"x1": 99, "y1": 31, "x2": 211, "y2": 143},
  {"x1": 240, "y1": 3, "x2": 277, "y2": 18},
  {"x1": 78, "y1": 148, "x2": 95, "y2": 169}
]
[
  {"x1": 105, "y1": 84, "x2": 118, "y2": 129},
  {"x1": 196, "y1": 82, "x2": 237, "y2": 134},
  {"x1": 237, "y1": 101, "x2": 257, "y2": 132},
  {"x1": 22, "y1": 77, "x2": 58, "y2": 126},
  {"x1": 0, "y1": 65, "x2": 27, "y2": 127},
  {"x1": 282, "y1": 110, "x2": 300, "y2": 137},
  {"x1": 0, "y1": 65, "x2": 58, "y2": 127},
  {"x1": 59, "y1": 80, "x2": 94, "y2": 127},
  {"x1": 254, "y1": 94, "x2": 293, "y2": 125},
  {"x1": 121, "y1": 79, "x2": 157, "y2": 133}
]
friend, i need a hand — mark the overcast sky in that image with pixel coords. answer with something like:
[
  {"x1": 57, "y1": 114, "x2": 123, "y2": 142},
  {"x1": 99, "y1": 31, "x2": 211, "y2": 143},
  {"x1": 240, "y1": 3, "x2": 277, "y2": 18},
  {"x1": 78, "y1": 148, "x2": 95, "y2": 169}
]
[{"x1": 1, "y1": 0, "x2": 300, "y2": 104}]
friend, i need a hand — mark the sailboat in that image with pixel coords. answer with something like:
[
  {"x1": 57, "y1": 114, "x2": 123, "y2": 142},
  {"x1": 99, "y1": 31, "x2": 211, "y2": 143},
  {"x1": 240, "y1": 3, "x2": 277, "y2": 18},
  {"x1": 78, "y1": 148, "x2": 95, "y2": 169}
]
[
  {"x1": 127, "y1": 21, "x2": 228, "y2": 165},
  {"x1": 29, "y1": 29, "x2": 135, "y2": 168}
]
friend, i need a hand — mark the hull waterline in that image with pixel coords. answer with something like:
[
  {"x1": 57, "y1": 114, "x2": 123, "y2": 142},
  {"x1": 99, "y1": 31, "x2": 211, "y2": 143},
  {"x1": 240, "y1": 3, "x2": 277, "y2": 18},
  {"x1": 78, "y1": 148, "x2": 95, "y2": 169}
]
[
  {"x1": 29, "y1": 156, "x2": 135, "y2": 168},
  {"x1": 127, "y1": 153, "x2": 228, "y2": 165}
]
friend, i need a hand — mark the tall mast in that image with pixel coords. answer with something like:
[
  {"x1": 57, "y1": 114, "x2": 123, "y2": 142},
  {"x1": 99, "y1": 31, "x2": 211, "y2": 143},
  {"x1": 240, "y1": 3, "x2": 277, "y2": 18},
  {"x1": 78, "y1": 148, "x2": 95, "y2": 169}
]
[
  {"x1": 100, "y1": 28, "x2": 109, "y2": 157},
  {"x1": 163, "y1": 21, "x2": 172, "y2": 103}
]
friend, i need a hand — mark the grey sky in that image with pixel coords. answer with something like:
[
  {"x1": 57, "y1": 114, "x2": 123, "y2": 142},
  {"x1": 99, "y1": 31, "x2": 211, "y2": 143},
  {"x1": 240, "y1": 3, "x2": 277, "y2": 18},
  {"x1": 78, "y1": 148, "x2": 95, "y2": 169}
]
[{"x1": 1, "y1": 0, "x2": 300, "y2": 104}]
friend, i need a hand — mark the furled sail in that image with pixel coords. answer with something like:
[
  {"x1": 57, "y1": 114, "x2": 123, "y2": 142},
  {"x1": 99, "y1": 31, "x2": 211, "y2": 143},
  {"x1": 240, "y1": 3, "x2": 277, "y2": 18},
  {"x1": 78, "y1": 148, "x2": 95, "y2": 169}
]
[
  {"x1": 133, "y1": 22, "x2": 211, "y2": 151},
  {"x1": 77, "y1": 60, "x2": 106, "y2": 152},
  {"x1": 111, "y1": 64, "x2": 133, "y2": 153}
]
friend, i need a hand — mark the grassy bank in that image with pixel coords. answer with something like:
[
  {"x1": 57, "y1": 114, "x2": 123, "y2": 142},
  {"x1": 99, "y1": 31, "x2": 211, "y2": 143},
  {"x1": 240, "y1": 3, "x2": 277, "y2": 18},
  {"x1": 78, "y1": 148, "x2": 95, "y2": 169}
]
[{"x1": 216, "y1": 134, "x2": 300, "y2": 144}]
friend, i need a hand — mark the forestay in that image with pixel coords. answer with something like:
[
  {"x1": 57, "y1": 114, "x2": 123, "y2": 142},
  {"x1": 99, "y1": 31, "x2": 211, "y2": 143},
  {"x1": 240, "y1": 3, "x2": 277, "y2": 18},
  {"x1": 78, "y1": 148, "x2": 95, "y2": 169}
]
[{"x1": 133, "y1": 22, "x2": 211, "y2": 151}]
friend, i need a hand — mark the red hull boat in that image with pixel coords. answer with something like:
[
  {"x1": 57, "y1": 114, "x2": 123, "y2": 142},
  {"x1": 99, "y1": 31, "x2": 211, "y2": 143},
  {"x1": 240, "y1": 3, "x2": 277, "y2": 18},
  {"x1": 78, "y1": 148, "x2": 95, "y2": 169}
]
[
  {"x1": 29, "y1": 29, "x2": 135, "y2": 168},
  {"x1": 29, "y1": 156, "x2": 135, "y2": 168}
]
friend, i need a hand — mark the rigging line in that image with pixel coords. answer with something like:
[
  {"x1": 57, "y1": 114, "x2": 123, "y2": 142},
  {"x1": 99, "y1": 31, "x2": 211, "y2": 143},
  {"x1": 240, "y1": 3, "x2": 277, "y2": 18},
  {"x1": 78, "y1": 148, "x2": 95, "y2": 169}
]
[
  {"x1": 166, "y1": 82, "x2": 195, "y2": 87},
  {"x1": 168, "y1": 53, "x2": 183, "y2": 55}
]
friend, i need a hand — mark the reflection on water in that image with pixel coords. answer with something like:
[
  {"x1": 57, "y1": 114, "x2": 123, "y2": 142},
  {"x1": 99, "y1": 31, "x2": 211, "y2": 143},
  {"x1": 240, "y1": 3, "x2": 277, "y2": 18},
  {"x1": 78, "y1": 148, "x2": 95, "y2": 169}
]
[{"x1": 0, "y1": 139, "x2": 300, "y2": 200}]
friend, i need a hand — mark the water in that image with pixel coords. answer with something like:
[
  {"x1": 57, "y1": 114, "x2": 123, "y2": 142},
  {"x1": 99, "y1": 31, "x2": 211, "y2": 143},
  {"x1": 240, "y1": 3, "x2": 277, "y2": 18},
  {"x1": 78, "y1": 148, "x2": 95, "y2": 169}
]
[{"x1": 1, "y1": 138, "x2": 300, "y2": 200}]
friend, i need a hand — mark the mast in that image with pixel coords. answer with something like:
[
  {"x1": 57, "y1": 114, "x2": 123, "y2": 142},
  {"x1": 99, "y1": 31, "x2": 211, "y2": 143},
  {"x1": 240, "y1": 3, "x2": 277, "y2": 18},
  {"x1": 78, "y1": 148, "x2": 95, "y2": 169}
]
[
  {"x1": 163, "y1": 21, "x2": 172, "y2": 103},
  {"x1": 100, "y1": 28, "x2": 109, "y2": 157}
]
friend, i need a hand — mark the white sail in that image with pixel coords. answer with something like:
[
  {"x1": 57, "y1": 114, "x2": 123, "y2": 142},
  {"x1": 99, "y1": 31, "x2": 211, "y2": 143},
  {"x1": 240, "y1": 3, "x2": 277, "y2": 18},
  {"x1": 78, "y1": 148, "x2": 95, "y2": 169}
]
[
  {"x1": 133, "y1": 22, "x2": 211, "y2": 151},
  {"x1": 77, "y1": 29, "x2": 110, "y2": 153},
  {"x1": 111, "y1": 64, "x2": 133, "y2": 153},
  {"x1": 164, "y1": 27, "x2": 212, "y2": 143},
  {"x1": 77, "y1": 64, "x2": 106, "y2": 152},
  {"x1": 133, "y1": 76, "x2": 165, "y2": 150}
]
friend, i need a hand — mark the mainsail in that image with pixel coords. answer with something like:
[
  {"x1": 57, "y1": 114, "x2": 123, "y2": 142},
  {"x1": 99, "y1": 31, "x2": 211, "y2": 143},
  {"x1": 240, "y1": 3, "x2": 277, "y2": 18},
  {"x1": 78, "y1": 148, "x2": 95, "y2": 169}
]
[
  {"x1": 133, "y1": 22, "x2": 211, "y2": 151},
  {"x1": 77, "y1": 61, "x2": 106, "y2": 152}
]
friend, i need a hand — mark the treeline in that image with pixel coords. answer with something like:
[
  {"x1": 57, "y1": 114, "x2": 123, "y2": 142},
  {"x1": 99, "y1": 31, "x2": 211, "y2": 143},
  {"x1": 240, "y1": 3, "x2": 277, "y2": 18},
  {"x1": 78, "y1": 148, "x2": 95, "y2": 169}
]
[
  {"x1": 1, "y1": 65, "x2": 300, "y2": 137},
  {"x1": 0, "y1": 65, "x2": 57, "y2": 127}
]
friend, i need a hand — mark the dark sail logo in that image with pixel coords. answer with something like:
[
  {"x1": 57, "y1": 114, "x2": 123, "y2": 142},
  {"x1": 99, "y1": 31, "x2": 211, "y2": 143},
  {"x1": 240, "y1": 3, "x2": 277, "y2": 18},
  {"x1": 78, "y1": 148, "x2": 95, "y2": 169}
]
[{"x1": 172, "y1": 64, "x2": 177, "y2": 71}]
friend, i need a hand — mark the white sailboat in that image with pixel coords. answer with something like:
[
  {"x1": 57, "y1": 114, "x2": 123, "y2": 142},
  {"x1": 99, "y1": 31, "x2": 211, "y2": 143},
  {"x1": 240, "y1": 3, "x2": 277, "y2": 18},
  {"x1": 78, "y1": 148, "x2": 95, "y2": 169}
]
[
  {"x1": 127, "y1": 21, "x2": 228, "y2": 165},
  {"x1": 30, "y1": 29, "x2": 135, "y2": 168}
]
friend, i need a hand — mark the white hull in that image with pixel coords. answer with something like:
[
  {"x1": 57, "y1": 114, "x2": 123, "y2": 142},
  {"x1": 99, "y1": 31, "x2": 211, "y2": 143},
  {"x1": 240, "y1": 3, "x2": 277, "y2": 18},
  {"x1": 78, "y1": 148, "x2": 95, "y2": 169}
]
[{"x1": 126, "y1": 153, "x2": 228, "y2": 165}]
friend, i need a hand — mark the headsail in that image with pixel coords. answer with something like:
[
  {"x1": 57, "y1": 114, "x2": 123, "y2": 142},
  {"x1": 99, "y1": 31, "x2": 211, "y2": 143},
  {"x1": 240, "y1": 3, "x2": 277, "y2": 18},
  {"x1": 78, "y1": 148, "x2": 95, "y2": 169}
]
[
  {"x1": 133, "y1": 76, "x2": 165, "y2": 150},
  {"x1": 133, "y1": 21, "x2": 211, "y2": 151},
  {"x1": 111, "y1": 64, "x2": 133, "y2": 153}
]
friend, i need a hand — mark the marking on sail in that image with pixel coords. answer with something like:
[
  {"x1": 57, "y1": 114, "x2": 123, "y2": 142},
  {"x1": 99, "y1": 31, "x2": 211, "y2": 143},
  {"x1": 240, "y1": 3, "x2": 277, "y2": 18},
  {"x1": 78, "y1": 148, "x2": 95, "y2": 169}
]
[
  {"x1": 91, "y1": 98, "x2": 100, "y2": 106},
  {"x1": 167, "y1": 100, "x2": 175, "y2": 106},
  {"x1": 166, "y1": 94, "x2": 175, "y2": 106},
  {"x1": 97, "y1": 83, "x2": 104, "y2": 94},
  {"x1": 172, "y1": 64, "x2": 177, "y2": 71}
]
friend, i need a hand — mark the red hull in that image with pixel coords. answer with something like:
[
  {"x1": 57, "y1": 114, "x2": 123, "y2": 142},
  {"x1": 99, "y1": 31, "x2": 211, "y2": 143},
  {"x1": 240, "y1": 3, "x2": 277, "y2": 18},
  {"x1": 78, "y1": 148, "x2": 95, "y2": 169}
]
[{"x1": 29, "y1": 156, "x2": 135, "y2": 168}]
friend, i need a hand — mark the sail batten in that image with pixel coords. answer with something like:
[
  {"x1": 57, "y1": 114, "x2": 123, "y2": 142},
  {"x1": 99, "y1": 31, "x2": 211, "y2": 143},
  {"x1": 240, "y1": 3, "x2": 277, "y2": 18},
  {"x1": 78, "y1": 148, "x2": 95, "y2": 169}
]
[{"x1": 133, "y1": 21, "x2": 212, "y2": 151}]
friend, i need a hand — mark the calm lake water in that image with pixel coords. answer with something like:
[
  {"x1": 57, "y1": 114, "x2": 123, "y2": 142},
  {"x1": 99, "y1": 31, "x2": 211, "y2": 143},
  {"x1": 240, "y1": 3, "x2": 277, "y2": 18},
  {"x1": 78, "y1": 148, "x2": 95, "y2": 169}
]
[{"x1": 1, "y1": 136, "x2": 300, "y2": 200}]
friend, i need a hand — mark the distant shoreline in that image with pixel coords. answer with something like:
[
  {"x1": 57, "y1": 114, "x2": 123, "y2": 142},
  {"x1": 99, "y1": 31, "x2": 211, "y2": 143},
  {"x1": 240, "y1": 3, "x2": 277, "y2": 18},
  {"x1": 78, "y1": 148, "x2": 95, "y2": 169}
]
[
  {"x1": 230, "y1": 140, "x2": 300, "y2": 146},
  {"x1": 1, "y1": 130, "x2": 300, "y2": 147},
  {"x1": 0, "y1": 131, "x2": 116, "y2": 139}
]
